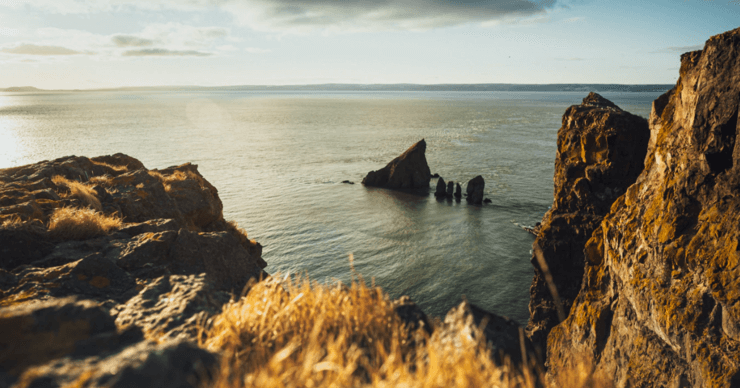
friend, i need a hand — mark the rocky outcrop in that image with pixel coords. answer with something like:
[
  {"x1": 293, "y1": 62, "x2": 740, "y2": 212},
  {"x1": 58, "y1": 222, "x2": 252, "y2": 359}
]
[
  {"x1": 0, "y1": 154, "x2": 266, "y2": 387},
  {"x1": 362, "y1": 139, "x2": 431, "y2": 189},
  {"x1": 547, "y1": 28, "x2": 740, "y2": 387},
  {"x1": 526, "y1": 93, "x2": 650, "y2": 350},
  {"x1": 465, "y1": 175, "x2": 485, "y2": 205}
]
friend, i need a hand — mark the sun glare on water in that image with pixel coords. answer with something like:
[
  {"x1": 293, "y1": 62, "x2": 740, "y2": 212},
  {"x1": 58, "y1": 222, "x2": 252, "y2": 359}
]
[{"x1": 0, "y1": 96, "x2": 22, "y2": 168}]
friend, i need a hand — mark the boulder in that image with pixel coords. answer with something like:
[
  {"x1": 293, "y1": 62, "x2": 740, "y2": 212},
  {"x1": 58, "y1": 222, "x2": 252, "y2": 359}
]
[
  {"x1": 546, "y1": 27, "x2": 740, "y2": 387},
  {"x1": 441, "y1": 301, "x2": 534, "y2": 366},
  {"x1": 454, "y1": 183, "x2": 461, "y2": 199},
  {"x1": 434, "y1": 177, "x2": 446, "y2": 197},
  {"x1": 526, "y1": 92, "x2": 649, "y2": 351},
  {"x1": 465, "y1": 176, "x2": 485, "y2": 205},
  {"x1": 446, "y1": 181, "x2": 454, "y2": 197},
  {"x1": 362, "y1": 139, "x2": 432, "y2": 189}
]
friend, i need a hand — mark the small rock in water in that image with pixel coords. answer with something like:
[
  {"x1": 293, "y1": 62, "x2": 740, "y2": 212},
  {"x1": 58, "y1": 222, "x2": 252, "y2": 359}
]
[
  {"x1": 466, "y1": 175, "x2": 485, "y2": 205},
  {"x1": 446, "y1": 181, "x2": 454, "y2": 198},
  {"x1": 483, "y1": 198, "x2": 492, "y2": 204},
  {"x1": 434, "y1": 177, "x2": 447, "y2": 197},
  {"x1": 341, "y1": 180, "x2": 354, "y2": 184},
  {"x1": 431, "y1": 173, "x2": 440, "y2": 178},
  {"x1": 454, "y1": 183, "x2": 462, "y2": 199}
]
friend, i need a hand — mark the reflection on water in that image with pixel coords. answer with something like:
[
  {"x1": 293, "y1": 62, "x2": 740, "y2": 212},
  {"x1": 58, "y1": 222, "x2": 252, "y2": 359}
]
[{"x1": 0, "y1": 90, "x2": 662, "y2": 321}]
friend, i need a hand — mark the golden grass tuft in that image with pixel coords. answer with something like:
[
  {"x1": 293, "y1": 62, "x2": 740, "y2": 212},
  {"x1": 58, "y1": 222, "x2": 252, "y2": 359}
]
[
  {"x1": 90, "y1": 160, "x2": 129, "y2": 173},
  {"x1": 202, "y1": 275, "x2": 613, "y2": 388},
  {"x1": 149, "y1": 169, "x2": 202, "y2": 193},
  {"x1": 51, "y1": 175, "x2": 102, "y2": 211},
  {"x1": 47, "y1": 207, "x2": 122, "y2": 240}
]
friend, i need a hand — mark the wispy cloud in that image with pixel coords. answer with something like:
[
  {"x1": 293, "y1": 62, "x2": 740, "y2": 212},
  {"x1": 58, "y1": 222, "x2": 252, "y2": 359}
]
[
  {"x1": 11, "y1": 0, "x2": 562, "y2": 32},
  {"x1": 111, "y1": 35, "x2": 154, "y2": 47},
  {"x1": 0, "y1": 44, "x2": 84, "y2": 55},
  {"x1": 122, "y1": 48, "x2": 211, "y2": 57},
  {"x1": 651, "y1": 45, "x2": 703, "y2": 54}
]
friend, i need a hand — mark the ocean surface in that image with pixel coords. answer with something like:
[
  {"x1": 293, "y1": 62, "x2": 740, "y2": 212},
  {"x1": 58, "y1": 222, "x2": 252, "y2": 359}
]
[{"x1": 0, "y1": 90, "x2": 663, "y2": 323}]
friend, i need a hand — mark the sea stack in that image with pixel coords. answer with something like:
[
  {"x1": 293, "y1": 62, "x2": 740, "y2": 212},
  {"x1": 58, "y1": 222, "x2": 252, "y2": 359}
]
[
  {"x1": 446, "y1": 181, "x2": 454, "y2": 197},
  {"x1": 362, "y1": 139, "x2": 432, "y2": 189},
  {"x1": 454, "y1": 183, "x2": 462, "y2": 199},
  {"x1": 434, "y1": 177, "x2": 446, "y2": 197},
  {"x1": 465, "y1": 176, "x2": 485, "y2": 205}
]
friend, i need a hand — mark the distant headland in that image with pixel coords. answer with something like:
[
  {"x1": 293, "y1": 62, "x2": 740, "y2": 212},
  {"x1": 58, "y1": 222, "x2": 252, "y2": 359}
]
[{"x1": 0, "y1": 83, "x2": 673, "y2": 93}]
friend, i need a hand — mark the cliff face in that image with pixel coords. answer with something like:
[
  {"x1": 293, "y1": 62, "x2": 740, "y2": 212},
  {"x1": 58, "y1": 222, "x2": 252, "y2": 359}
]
[
  {"x1": 527, "y1": 93, "x2": 650, "y2": 349},
  {"x1": 548, "y1": 28, "x2": 740, "y2": 387}
]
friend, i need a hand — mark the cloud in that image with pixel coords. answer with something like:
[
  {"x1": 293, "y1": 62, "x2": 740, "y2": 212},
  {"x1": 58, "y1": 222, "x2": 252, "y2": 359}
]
[
  {"x1": 11, "y1": 0, "x2": 560, "y2": 32},
  {"x1": 0, "y1": 44, "x2": 83, "y2": 55},
  {"x1": 244, "y1": 47, "x2": 271, "y2": 53},
  {"x1": 112, "y1": 35, "x2": 155, "y2": 47},
  {"x1": 651, "y1": 45, "x2": 703, "y2": 54},
  {"x1": 122, "y1": 48, "x2": 211, "y2": 57}
]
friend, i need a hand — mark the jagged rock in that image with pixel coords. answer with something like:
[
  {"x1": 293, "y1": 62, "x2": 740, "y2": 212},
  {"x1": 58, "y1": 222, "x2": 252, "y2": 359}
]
[
  {"x1": 0, "y1": 297, "x2": 140, "y2": 378},
  {"x1": 441, "y1": 301, "x2": 534, "y2": 366},
  {"x1": 14, "y1": 339, "x2": 217, "y2": 388},
  {"x1": 434, "y1": 177, "x2": 446, "y2": 197},
  {"x1": 362, "y1": 139, "x2": 432, "y2": 189},
  {"x1": 526, "y1": 92, "x2": 649, "y2": 351},
  {"x1": 114, "y1": 274, "x2": 231, "y2": 341},
  {"x1": 465, "y1": 176, "x2": 485, "y2": 205},
  {"x1": 393, "y1": 295, "x2": 432, "y2": 335},
  {"x1": 0, "y1": 154, "x2": 265, "y2": 386},
  {"x1": 446, "y1": 181, "x2": 454, "y2": 197},
  {"x1": 547, "y1": 28, "x2": 740, "y2": 387},
  {"x1": 454, "y1": 183, "x2": 461, "y2": 199}
]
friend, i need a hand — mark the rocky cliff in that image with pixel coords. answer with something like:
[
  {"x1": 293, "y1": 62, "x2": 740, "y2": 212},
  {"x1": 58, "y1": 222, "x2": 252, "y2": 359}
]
[
  {"x1": 0, "y1": 154, "x2": 266, "y2": 387},
  {"x1": 526, "y1": 93, "x2": 650, "y2": 349},
  {"x1": 362, "y1": 139, "x2": 431, "y2": 189},
  {"x1": 546, "y1": 27, "x2": 740, "y2": 387}
]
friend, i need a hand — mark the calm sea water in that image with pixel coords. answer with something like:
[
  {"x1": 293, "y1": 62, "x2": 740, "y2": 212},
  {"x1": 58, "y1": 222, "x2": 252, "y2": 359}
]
[{"x1": 0, "y1": 90, "x2": 662, "y2": 322}]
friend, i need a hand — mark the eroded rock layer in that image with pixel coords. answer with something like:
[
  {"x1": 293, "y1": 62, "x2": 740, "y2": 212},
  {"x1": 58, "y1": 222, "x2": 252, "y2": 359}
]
[
  {"x1": 548, "y1": 27, "x2": 740, "y2": 387},
  {"x1": 526, "y1": 93, "x2": 650, "y2": 349}
]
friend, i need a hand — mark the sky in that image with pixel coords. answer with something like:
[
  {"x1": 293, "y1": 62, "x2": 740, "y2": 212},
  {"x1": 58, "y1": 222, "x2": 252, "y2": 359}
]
[{"x1": 0, "y1": 0, "x2": 738, "y2": 89}]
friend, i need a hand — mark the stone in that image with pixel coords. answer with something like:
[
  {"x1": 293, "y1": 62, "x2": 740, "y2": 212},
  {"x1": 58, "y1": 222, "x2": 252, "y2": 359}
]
[
  {"x1": 341, "y1": 180, "x2": 354, "y2": 184},
  {"x1": 431, "y1": 173, "x2": 440, "y2": 178},
  {"x1": 483, "y1": 198, "x2": 492, "y2": 204},
  {"x1": 393, "y1": 295, "x2": 432, "y2": 335},
  {"x1": 446, "y1": 181, "x2": 454, "y2": 197},
  {"x1": 526, "y1": 91, "x2": 649, "y2": 352},
  {"x1": 434, "y1": 177, "x2": 446, "y2": 197},
  {"x1": 465, "y1": 176, "x2": 485, "y2": 205},
  {"x1": 441, "y1": 301, "x2": 534, "y2": 366},
  {"x1": 114, "y1": 274, "x2": 231, "y2": 341},
  {"x1": 454, "y1": 183, "x2": 461, "y2": 199},
  {"x1": 546, "y1": 27, "x2": 740, "y2": 387},
  {"x1": 361, "y1": 139, "x2": 432, "y2": 189}
]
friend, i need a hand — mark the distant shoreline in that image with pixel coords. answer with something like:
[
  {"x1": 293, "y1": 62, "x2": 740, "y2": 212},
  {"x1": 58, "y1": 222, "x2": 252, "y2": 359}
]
[{"x1": 0, "y1": 83, "x2": 673, "y2": 93}]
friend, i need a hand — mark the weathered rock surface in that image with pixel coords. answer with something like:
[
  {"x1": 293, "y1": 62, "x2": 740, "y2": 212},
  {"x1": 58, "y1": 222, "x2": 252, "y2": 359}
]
[
  {"x1": 465, "y1": 175, "x2": 485, "y2": 205},
  {"x1": 0, "y1": 154, "x2": 266, "y2": 387},
  {"x1": 442, "y1": 301, "x2": 534, "y2": 366},
  {"x1": 362, "y1": 139, "x2": 432, "y2": 189},
  {"x1": 434, "y1": 177, "x2": 446, "y2": 197},
  {"x1": 525, "y1": 92, "x2": 650, "y2": 351},
  {"x1": 546, "y1": 28, "x2": 740, "y2": 387}
]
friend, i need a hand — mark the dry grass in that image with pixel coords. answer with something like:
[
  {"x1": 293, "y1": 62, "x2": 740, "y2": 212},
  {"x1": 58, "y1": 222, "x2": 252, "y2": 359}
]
[
  {"x1": 1, "y1": 214, "x2": 25, "y2": 229},
  {"x1": 51, "y1": 175, "x2": 102, "y2": 211},
  {"x1": 149, "y1": 170, "x2": 202, "y2": 193},
  {"x1": 90, "y1": 159, "x2": 129, "y2": 173},
  {"x1": 202, "y1": 275, "x2": 613, "y2": 388},
  {"x1": 47, "y1": 207, "x2": 122, "y2": 240}
]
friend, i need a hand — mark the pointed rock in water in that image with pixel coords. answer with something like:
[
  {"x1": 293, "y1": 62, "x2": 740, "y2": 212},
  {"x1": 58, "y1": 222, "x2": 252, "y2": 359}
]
[
  {"x1": 361, "y1": 139, "x2": 432, "y2": 189},
  {"x1": 434, "y1": 177, "x2": 446, "y2": 197},
  {"x1": 446, "y1": 181, "x2": 454, "y2": 197},
  {"x1": 454, "y1": 183, "x2": 462, "y2": 199},
  {"x1": 465, "y1": 175, "x2": 485, "y2": 205}
]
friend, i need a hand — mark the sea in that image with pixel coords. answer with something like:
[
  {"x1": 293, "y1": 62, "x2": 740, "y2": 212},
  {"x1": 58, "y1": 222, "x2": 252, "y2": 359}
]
[{"x1": 0, "y1": 90, "x2": 663, "y2": 323}]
